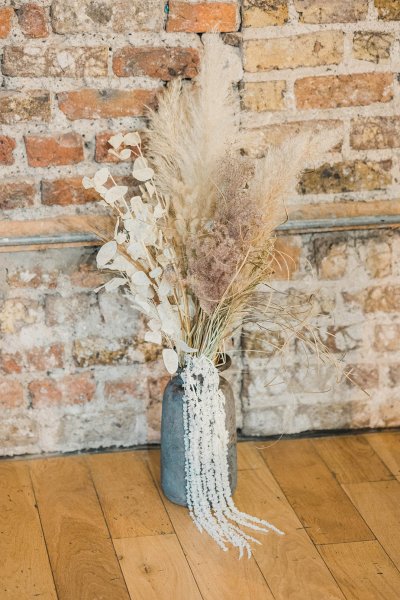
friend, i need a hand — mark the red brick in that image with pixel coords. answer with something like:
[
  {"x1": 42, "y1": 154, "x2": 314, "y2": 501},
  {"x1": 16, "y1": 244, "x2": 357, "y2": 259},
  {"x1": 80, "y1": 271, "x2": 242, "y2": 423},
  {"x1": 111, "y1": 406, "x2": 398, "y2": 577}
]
[
  {"x1": 6, "y1": 266, "x2": 58, "y2": 288},
  {"x1": 62, "y1": 373, "x2": 95, "y2": 405},
  {"x1": 95, "y1": 130, "x2": 140, "y2": 163},
  {"x1": 0, "y1": 7, "x2": 13, "y2": 38},
  {"x1": 0, "y1": 136, "x2": 16, "y2": 165},
  {"x1": 25, "y1": 133, "x2": 84, "y2": 167},
  {"x1": 41, "y1": 178, "x2": 100, "y2": 206},
  {"x1": 0, "y1": 90, "x2": 51, "y2": 125},
  {"x1": 70, "y1": 263, "x2": 107, "y2": 288},
  {"x1": 26, "y1": 344, "x2": 64, "y2": 372},
  {"x1": 295, "y1": 73, "x2": 393, "y2": 110},
  {"x1": 167, "y1": 1, "x2": 239, "y2": 32},
  {"x1": 18, "y1": 3, "x2": 48, "y2": 38},
  {"x1": 57, "y1": 89, "x2": 159, "y2": 120},
  {"x1": 29, "y1": 373, "x2": 95, "y2": 407},
  {"x1": 0, "y1": 182, "x2": 36, "y2": 210},
  {"x1": 0, "y1": 379, "x2": 24, "y2": 408},
  {"x1": 3, "y1": 46, "x2": 108, "y2": 78},
  {"x1": 29, "y1": 378, "x2": 62, "y2": 407},
  {"x1": 0, "y1": 352, "x2": 23, "y2": 375},
  {"x1": 104, "y1": 380, "x2": 137, "y2": 403},
  {"x1": 113, "y1": 46, "x2": 199, "y2": 79}
]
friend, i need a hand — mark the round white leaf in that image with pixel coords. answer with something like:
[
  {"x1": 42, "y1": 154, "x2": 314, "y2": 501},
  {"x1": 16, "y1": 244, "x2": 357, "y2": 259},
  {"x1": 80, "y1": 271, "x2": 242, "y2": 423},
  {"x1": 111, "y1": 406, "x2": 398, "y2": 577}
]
[
  {"x1": 132, "y1": 167, "x2": 154, "y2": 182},
  {"x1": 97, "y1": 241, "x2": 117, "y2": 268},
  {"x1": 163, "y1": 348, "x2": 178, "y2": 374},
  {"x1": 105, "y1": 186, "x2": 128, "y2": 204},
  {"x1": 134, "y1": 156, "x2": 147, "y2": 170},
  {"x1": 132, "y1": 271, "x2": 150, "y2": 286},
  {"x1": 82, "y1": 176, "x2": 93, "y2": 189},
  {"x1": 93, "y1": 167, "x2": 110, "y2": 187},
  {"x1": 144, "y1": 330, "x2": 162, "y2": 345},
  {"x1": 119, "y1": 148, "x2": 131, "y2": 160},
  {"x1": 124, "y1": 132, "x2": 141, "y2": 146},
  {"x1": 104, "y1": 277, "x2": 127, "y2": 292},
  {"x1": 108, "y1": 133, "x2": 124, "y2": 149},
  {"x1": 149, "y1": 266, "x2": 162, "y2": 279}
]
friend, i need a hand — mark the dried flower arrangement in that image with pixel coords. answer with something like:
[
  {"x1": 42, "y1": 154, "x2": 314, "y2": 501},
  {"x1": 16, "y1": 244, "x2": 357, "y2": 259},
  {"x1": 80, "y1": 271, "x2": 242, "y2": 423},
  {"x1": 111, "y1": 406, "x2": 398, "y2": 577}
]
[{"x1": 82, "y1": 35, "x2": 341, "y2": 557}]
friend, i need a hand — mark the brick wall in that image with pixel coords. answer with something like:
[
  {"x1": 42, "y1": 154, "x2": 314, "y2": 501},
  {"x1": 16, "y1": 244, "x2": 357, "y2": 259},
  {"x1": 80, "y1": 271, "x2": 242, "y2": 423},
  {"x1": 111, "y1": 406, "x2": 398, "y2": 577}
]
[{"x1": 1, "y1": 0, "x2": 400, "y2": 455}]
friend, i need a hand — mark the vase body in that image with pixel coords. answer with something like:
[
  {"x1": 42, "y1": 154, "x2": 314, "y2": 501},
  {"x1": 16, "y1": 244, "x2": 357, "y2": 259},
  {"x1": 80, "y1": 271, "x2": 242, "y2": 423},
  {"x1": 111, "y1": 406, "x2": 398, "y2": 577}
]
[{"x1": 160, "y1": 358, "x2": 237, "y2": 506}]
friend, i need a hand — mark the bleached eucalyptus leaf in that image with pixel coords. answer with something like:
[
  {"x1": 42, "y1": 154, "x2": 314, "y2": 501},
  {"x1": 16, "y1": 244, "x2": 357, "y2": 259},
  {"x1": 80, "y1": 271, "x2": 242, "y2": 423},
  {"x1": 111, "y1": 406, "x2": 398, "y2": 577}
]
[
  {"x1": 162, "y1": 348, "x2": 178, "y2": 374},
  {"x1": 132, "y1": 271, "x2": 150, "y2": 286},
  {"x1": 127, "y1": 241, "x2": 146, "y2": 260},
  {"x1": 93, "y1": 167, "x2": 110, "y2": 187},
  {"x1": 153, "y1": 204, "x2": 164, "y2": 219},
  {"x1": 134, "y1": 294, "x2": 152, "y2": 314},
  {"x1": 157, "y1": 276, "x2": 171, "y2": 297},
  {"x1": 82, "y1": 176, "x2": 93, "y2": 189},
  {"x1": 119, "y1": 148, "x2": 131, "y2": 160},
  {"x1": 148, "y1": 318, "x2": 161, "y2": 331},
  {"x1": 178, "y1": 340, "x2": 198, "y2": 353},
  {"x1": 149, "y1": 266, "x2": 162, "y2": 279},
  {"x1": 145, "y1": 330, "x2": 162, "y2": 345},
  {"x1": 97, "y1": 240, "x2": 117, "y2": 268},
  {"x1": 105, "y1": 186, "x2": 128, "y2": 204},
  {"x1": 133, "y1": 156, "x2": 147, "y2": 170},
  {"x1": 115, "y1": 232, "x2": 127, "y2": 244},
  {"x1": 108, "y1": 255, "x2": 137, "y2": 276},
  {"x1": 124, "y1": 132, "x2": 141, "y2": 146},
  {"x1": 104, "y1": 277, "x2": 127, "y2": 292},
  {"x1": 145, "y1": 182, "x2": 155, "y2": 197},
  {"x1": 132, "y1": 167, "x2": 154, "y2": 182},
  {"x1": 108, "y1": 133, "x2": 124, "y2": 149}
]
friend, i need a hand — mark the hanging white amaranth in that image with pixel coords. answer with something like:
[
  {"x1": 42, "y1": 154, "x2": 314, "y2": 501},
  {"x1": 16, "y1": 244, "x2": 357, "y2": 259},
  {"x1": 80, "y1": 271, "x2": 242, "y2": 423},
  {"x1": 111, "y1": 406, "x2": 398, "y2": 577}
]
[{"x1": 182, "y1": 355, "x2": 284, "y2": 558}]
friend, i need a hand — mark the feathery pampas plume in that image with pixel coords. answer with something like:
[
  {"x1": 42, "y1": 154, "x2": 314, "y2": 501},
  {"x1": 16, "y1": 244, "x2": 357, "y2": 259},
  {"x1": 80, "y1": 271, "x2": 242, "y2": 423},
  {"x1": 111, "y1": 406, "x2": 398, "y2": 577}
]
[{"x1": 79, "y1": 33, "x2": 343, "y2": 556}]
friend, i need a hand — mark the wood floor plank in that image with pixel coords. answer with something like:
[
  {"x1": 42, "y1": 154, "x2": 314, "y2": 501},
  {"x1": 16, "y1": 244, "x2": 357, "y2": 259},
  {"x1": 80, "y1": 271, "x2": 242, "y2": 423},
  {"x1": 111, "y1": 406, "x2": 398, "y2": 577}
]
[
  {"x1": 318, "y1": 540, "x2": 400, "y2": 600},
  {"x1": 260, "y1": 439, "x2": 374, "y2": 544},
  {"x1": 237, "y1": 442, "x2": 266, "y2": 471},
  {"x1": 145, "y1": 449, "x2": 275, "y2": 600},
  {"x1": 312, "y1": 435, "x2": 393, "y2": 483},
  {"x1": 235, "y1": 467, "x2": 345, "y2": 600},
  {"x1": 30, "y1": 456, "x2": 130, "y2": 600},
  {"x1": 114, "y1": 534, "x2": 202, "y2": 600},
  {"x1": 86, "y1": 451, "x2": 173, "y2": 538},
  {"x1": 366, "y1": 432, "x2": 400, "y2": 479},
  {"x1": 344, "y1": 479, "x2": 400, "y2": 571},
  {"x1": 0, "y1": 461, "x2": 57, "y2": 600}
]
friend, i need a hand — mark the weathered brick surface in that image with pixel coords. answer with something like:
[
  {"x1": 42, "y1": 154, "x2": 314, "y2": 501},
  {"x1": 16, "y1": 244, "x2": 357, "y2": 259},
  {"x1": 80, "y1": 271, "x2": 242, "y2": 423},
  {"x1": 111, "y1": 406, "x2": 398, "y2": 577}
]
[
  {"x1": 25, "y1": 133, "x2": 84, "y2": 167},
  {"x1": 244, "y1": 32, "x2": 344, "y2": 72},
  {"x1": 1, "y1": 0, "x2": 400, "y2": 454},
  {"x1": 0, "y1": 182, "x2": 36, "y2": 210},
  {"x1": 58, "y1": 89, "x2": 159, "y2": 120},
  {"x1": 41, "y1": 178, "x2": 99, "y2": 205},
  {"x1": 294, "y1": 0, "x2": 368, "y2": 23},
  {"x1": 3, "y1": 46, "x2": 108, "y2": 78},
  {"x1": 243, "y1": 0, "x2": 288, "y2": 27},
  {"x1": 0, "y1": 7, "x2": 13, "y2": 38},
  {"x1": 0, "y1": 379, "x2": 25, "y2": 409},
  {"x1": 295, "y1": 73, "x2": 393, "y2": 109},
  {"x1": 0, "y1": 91, "x2": 50, "y2": 124},
  {"x1": 17, "y1": 4, "x2": 48, "y2": 38},
  {"x1": 353, "y1": 32, "x2": 393, "y2": 63},
  {"x1": 241, "y1": 81, "x2": 286, "y2": 111},
  {"x1": 374, "y1": 0, "x2": 400, "y2": 20},
  {"x1": 51, "y1": 0, "x2": 164, "y2": 33},
  {"x1": 167, "y1": 1, "x2": 239, "y2": 32},
  {"x1": 0, "y1": 136, "x2": 16, "y2": 165},
  {"x1": 113, "y1": 46, "x2": 200, "y2": 80},
  {"x1": 298, "y1": 160, "x2": 392, "y2": 194},
  {"x1": 350, "y1": 116, "x2": 400, "y2": 150}
]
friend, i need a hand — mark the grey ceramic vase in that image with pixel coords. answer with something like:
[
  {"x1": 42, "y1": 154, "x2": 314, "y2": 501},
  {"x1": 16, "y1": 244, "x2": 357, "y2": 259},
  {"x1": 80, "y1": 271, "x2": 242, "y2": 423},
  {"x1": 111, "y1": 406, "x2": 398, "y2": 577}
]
[{"x1": 160, "y1": 354, "x2": 237, "y2": 506}]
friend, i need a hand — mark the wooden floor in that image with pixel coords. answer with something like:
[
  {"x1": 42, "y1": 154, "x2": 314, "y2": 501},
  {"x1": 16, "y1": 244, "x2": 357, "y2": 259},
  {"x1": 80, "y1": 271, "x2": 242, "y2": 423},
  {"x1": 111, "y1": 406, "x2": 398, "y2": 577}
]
[{"x1": 1, "y1": 432, "x2": 400, "y2": 599}]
